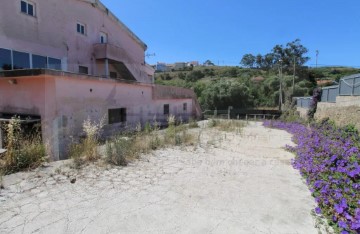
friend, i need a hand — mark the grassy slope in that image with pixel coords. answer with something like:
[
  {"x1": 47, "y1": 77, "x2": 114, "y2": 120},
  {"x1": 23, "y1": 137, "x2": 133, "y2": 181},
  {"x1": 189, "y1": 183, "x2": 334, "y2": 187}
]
[{"x1": 154, "y1": 66, "x2": 360, "y2": 108}]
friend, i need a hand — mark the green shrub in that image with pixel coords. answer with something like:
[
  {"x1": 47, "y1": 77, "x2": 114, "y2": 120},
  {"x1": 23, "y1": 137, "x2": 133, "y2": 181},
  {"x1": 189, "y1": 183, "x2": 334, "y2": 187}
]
[
  {"x1": 106, "y1": 137, "x2": 128, "y2": 166},
  {"x1": 188, "y1": 118, "x2": 199, "y2": 128},
  {"x1": 207, "y1": 119, "x2": 219, "y2": 128}
]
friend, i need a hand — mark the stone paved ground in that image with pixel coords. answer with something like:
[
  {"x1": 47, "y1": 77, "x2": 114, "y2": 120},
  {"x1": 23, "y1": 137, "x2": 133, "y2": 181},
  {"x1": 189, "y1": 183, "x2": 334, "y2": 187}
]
[{"x1": 0, "y1": 122, "x2": 318, "y2": 234}]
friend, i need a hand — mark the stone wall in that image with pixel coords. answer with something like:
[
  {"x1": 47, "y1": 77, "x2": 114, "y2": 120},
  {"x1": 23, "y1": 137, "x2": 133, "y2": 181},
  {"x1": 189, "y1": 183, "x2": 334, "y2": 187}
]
[
  {"x1": 315, "y1": 96, "x2": 360, "y2": 130},
  {"x1": 296, "y1": 107, "x2": 309, "y2": 119}
]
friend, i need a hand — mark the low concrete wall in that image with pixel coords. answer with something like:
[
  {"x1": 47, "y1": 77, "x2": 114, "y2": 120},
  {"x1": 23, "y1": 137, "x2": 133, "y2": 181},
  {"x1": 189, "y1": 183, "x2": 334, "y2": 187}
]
[
  {"x1": 315, "y1": 96, "x2": 360, "y2": 130},
  {"x1": 296, "y1": 107, "x2": 309, "y2": 119}
]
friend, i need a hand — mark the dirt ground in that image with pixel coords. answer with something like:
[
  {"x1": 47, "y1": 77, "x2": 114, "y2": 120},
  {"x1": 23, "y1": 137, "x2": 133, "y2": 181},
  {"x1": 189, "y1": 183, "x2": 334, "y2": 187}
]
[{"x1": 0, "y1": 122, "x2": 318, "y2": 234}]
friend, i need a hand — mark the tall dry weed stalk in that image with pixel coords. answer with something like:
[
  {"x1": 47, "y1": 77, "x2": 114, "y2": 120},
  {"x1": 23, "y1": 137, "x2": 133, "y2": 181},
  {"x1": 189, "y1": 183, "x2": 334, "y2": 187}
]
[{"x1": 1, "y1": 117, "x2": 46, "y2": 174}]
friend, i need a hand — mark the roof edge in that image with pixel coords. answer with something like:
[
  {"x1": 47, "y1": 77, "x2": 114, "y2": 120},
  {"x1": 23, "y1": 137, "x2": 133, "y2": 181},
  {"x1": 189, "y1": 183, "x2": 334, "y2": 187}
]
[{"x1": 80, "y1": 0, "x2": 148, "y2": 51}]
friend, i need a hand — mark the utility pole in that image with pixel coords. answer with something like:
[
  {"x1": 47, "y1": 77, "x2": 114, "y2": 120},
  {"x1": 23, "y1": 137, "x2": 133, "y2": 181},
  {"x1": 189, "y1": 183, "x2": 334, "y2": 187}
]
[
  {"x1": 278, "y1": 59, "x2": 283, "y2": 111},
  {"x1": 292, "y1": 56, "x2": 296, "y2": 95},
  {"x1": 316, "y1": 50, "x2": 319, "y2": 68}
]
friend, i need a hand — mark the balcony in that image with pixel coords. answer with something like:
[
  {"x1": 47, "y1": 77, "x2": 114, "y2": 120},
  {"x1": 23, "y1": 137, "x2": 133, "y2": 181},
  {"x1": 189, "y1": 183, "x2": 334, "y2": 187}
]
[
  {"x1": 93, "y1": 43, "x2": 152, "y2": 83},
  {"x1": 93, "y1": 43, "x2": 133, "y2": 63}
]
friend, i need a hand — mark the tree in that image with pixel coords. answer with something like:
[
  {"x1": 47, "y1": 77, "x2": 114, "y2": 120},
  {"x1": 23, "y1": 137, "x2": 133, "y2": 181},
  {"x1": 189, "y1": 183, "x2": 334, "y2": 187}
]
[
  {"x1": 240, "y1": 54, "x2": 256, "y2": 68},
  {"x1": 203, "y1": 60, "x2": 215, "y2": 66},
  {"x1": 263, "y1": 53, "x2": 276, "y2": 70},
  {"x1": 255, "y1": 54, "x2": 263, "y2": 68},
  {"x1": 185, "y1": 70, "x2": 205, "y2": 82},
  {"x1": 199, "y1": 80, "x2": 254, "y2": 110},
  {"x1": 271, "y1": 39, "x2": 310, "y2": 70}
]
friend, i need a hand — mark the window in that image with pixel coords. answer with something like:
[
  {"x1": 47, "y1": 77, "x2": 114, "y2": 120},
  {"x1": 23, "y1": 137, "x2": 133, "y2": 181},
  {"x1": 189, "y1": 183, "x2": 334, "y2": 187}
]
[
  {"x1": 108, "y1": 108, "x2": 127, "y2": 124},
  {"x1": 110, "y1": 72, "x2": 117, "y2": 79},
  {"x1": 48, "y1": 57, "x2": 61, "y2": 70},
  {"x1": 13, "y1": 50, "x2": 30, "y2": 69},
  {"x1": 79, "y1": 66, "x2": 88, "y2": 74},
  {"x1": 0, "y1": 48, "x2": 12, "y2": 71},
  {"x1": 32, "y1": 54, "x2": 47, "y2": 69},
  {"x1": 164, "y1": 104, "x2": 170, "y2": 115},
  {"x1": 79, "y1": 66, "x2": 89, "y2": 75},
  {"x1": 100, "y1": 32, "x2": 108, "y2": 44},
  {"x1": 77, "y1": 23, "x2": 86, "y2": 35},
  {"x1": 0, "y1": 48, "x2": 62, "y2": 71},
  {"x1": 183, "y1": 103, "x2": 187, "y2": 112},
  {"x1": 21, "y1": 1, "x2": 35, "y2": 16}
]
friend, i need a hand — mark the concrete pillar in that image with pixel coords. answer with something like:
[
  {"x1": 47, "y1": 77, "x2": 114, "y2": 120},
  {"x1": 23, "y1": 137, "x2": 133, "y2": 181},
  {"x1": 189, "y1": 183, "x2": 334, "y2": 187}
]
[{"x1": 105, "y1": 59, "x2": 109, "y2": 78}]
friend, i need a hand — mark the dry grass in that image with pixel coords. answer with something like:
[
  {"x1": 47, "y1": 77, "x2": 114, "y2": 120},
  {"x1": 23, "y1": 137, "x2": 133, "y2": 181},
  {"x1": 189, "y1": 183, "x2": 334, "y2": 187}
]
[
  {"x1": 69, "y1": 117, "x2": 105, "y2": 169},
  {"x1": 0, "y1": 117, "x2": 46, "y2": 175},
  {"x1": 105, "y1": 116, "x2": 199, "y2": 167},
  {"x1": 207, "y1": 119, "x2": 245, "y2": 133}
]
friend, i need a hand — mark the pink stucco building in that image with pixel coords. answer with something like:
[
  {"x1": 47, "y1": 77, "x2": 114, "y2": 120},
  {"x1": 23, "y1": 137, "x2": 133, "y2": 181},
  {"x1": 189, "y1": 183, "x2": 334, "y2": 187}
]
[{"x1": 0, "y1": 0, "x2": 201, "y2": 160}]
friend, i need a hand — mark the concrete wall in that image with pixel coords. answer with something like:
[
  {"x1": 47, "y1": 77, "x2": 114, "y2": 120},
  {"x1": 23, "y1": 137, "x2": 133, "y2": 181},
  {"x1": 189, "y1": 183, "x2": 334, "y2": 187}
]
[
  {"x1": 0, "y1": 74, "x2": 200, "y2": 160},
  {"x1": 0, "y1": 0, "x2": 153, "y2": 82},
  {"x1": 296, "y1": 107, "x2": 308, "y2": 119},
  {"x1": 315, "y1": 96, "x2": 360, "y2": 130}
]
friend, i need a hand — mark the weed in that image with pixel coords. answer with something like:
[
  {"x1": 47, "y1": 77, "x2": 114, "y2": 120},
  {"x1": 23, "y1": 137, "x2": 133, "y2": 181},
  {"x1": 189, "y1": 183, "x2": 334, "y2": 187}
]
[
  {"x1": 105, "y1": 137, "x2": 129, "y2": 166},
  {"x1": 0, "y1": 117, "x2": 47, "y2": 174},
  {"x1": 69, "y1": 117, "x2": 105, "y2": 168},
  {"x1": 144, "y1": 122, "x2": 152, "y2": 134},
  {"x1": 188, "y1": 118, "x2": 199, "y2": 128},
  {"x1": 55, "y1": 167, "x2": 62, "y2": 174},
  {"x1": 207, "y1": 119, "x2": 219, "y2": 128}
]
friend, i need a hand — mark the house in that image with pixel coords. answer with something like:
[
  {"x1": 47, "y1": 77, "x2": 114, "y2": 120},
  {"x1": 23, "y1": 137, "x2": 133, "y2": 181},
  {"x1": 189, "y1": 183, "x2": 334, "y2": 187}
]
[
  {"x1": 174, "y1": 62, "x2": 186, "y2": 70},
  {"x1": 187, "y1": 61, "x2": 199, "y2": 67},
  {"x1": 0, "y1": 0, "x2": 201, "y2": 160},
  {"x1": 155, "y1": 62, "x2": 169, "y2": 72}
]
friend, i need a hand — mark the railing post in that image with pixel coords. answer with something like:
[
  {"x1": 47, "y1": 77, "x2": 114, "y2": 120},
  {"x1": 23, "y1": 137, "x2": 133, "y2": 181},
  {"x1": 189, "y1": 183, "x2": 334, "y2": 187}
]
[
  {"x1": 228, "y1": 106, "x2": 233, "y2": 120},
  {"x1": 352, "y1": 78, "x2": 355, "y2": 96}
]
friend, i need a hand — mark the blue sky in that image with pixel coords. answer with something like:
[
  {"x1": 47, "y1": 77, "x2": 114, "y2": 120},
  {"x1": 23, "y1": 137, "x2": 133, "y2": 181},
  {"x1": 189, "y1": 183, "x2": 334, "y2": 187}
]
[{"x1": 101, "y1": 0, "x2": 360, "y2": 67}]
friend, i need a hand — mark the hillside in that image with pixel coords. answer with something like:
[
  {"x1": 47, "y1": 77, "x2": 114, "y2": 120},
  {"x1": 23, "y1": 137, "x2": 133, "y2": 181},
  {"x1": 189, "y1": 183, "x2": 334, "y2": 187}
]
[{"x1": 155, "y1": 66, "x2": 360, "y2": 110}]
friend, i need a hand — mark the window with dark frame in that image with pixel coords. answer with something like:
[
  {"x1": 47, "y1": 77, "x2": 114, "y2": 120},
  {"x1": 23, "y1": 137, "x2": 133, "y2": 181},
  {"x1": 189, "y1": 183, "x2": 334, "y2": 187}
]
[
  {"x1": 79, "y1": 66, "x2": 88, "y2": 75},
  {"x1": 100, "y1": 32, "x2": 108, "y2": 44},
  {"x1": 0, "y1": 48, "x2": 12, "y2": 71},
  {"x1": 13, "y1": 50, "x2": 30, "y2": 69},
  {"x1": 21, "y1": 1, "x2": 35, "y2": 16},
  {"x1": 164, "y1": 104, "x2": 170, "y2": 115},
  {"x1": 77, "y1": 23, "x2": 86, "y2": 35},
  {"x1": 32, "y1": 54, "x2": 47, "y2": 69},
  {"x1": 108, "y1": 108, "x2": 127, "y2": 124},
  {"x1": 48, "y1": 57, "x2": 61, "y2": 70},
  {"x1": 183, "y1": 103, "x2": 187, "y2": 112},
  {"x1": 0, "y1": 48, "x2": 62, "y2": 71},
  {"x1": 110, "y1": 72, "x2": 117, "y2": 79}
]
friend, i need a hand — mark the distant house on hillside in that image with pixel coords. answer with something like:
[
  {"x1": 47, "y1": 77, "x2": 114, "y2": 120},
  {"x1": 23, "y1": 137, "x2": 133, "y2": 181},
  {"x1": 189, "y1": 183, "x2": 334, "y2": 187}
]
[
  {"x1": 155, "y1": 61, "x2": 200, "y2": 72},
  {"x1": 0, "y1": 0, "x2": 202, "y2": 160},
  {"x1": 187, "y1": 61, "x2": 200, "y2": 67},
  {"x1": 174, "y1": 62, "x2": 186, "y2": 70},
  {"x1": 155, "y1": 62, "x2": 168, "y2": 72},
  {"x1": 251, "y1": 76, "x2": 265, "y2": 83}
]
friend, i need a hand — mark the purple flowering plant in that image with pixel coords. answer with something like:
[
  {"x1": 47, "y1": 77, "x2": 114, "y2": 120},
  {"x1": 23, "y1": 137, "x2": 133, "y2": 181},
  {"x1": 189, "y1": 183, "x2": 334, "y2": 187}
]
[{"x1": 264, "y1": 119, "x2": 360, "y2": 233}]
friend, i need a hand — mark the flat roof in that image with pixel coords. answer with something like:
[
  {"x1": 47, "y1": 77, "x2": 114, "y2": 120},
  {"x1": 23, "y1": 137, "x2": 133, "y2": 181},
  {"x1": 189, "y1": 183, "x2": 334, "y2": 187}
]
[{"x1": 0, "y1": 69, "x2": 143, "y2": 85}]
